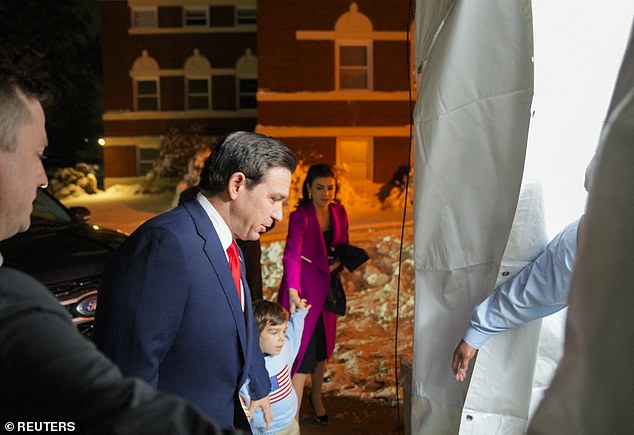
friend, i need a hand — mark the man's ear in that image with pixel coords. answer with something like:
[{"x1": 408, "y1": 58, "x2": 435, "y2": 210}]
[{"x1": 227, "y1": 172, "x2": 247, "y2": 200}]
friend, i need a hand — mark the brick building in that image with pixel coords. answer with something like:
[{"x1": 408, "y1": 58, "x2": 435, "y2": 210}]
[
  {"x1": 99, "y1": 0, "x2": 258, "y2": 182},
  {"x1": 256, "y1": 1, "x2": 414, "y2": 184},
  {"x1": 99, "y1": 0, "x2": 413, "y2": 185}
]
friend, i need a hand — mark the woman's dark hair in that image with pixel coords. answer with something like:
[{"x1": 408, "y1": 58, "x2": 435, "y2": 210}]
[
  {"x1": 198, "y1": 131, "x2": 297, "y2": 195},
  {"x1": 297, "y1": 163, "x2": 339, "y2": 207},
  {"x1": 252, "y1": 300, "x2": 289, "y2": 333}
]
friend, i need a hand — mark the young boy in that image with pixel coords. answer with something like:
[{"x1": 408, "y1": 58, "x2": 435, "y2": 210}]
[{"x1": 240, "y1": 299, "x2": 310, "y2": 435}]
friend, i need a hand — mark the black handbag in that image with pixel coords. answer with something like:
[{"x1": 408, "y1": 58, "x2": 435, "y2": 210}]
[
  {"x1": 323, "y1": 244, "x2": 368, "y2": 316},
  {"x1": 334, "y1": 243, "x2": 369, "y2": 272},
  {"x1": 324, "y1": 269, "x2": 346, "y2": 316}
]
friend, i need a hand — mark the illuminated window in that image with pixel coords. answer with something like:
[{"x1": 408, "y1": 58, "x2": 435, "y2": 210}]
[
  {"x1": 334, "y1": 4, "x2": 373, "y2": 90},
  {"x1": 338, "y1": 43, "x2": 370, "y2": 90}
]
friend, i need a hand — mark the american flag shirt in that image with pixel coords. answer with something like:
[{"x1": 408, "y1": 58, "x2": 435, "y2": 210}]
[
  {"x1": 239, "y1": 309, "x2": 307, "y2": 434},
  {"x1": 269, "y1": 364, "x2": 293, "y2": 404}
]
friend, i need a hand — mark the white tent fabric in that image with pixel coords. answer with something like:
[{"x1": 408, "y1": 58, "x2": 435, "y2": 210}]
[
  {"x1": 528, "y1": 22, "x2": 634, "y2": 434},
  {"x1": 412, "y1": 1, "x2": 533, "y2": 433},
  {"x1": 459, "y1": 180, "x2": 556, "y2": 435},
  {"x1": 413, "y1": 0, "x2": 456, "y2": 75}
]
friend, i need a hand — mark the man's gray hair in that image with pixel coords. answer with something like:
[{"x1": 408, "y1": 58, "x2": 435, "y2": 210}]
[
  {"x1": 199, "y1": 131, "x2": 297, "y2": 195},
  {"x1": 0, "y1": 66, "x2": 48, "y2": 152}
]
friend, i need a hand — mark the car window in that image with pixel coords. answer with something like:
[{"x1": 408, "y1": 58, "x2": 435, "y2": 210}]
[{"x1": 31, "y1": 189, "x2": 73, "y2": 224}]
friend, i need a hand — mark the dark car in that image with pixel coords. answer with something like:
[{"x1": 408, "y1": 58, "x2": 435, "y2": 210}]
[{"x1": 0, "y1": 188, "x2": 126, "y2": 338}]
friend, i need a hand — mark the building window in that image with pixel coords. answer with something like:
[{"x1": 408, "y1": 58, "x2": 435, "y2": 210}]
[
  {"x1": 337, "y1": 43, "x2": 370, "y2": 90},
  {"x1": 132, "y1": 8, "x2": 157, "y2": 28},
  {"x1": 238, "y1": 78, "x2": 257, "y2": 109},
  {"x1": 186, "y1": 78, "x2": 211, "y2": 110},
  {"x1": 184, "y1": 49, "x2": 212, "y2": 109},
  {"x1": 184, "y1": 7, "x2": 209, "y2": 27},
  {"x1": 235, "y1": 48, "x2": 258, "y2": 109},
  {"x1": 135, "y1": 79, "x2": 159, "y2": 111},
  {"x1": 138, "y1": 148, "x2": 159, "y2": 175},
  {"x1": 338, "y1": 137, "x2": 373, "y2": 181},
  {"x1": 236, "y1": 8, "x2": 256, "y2": 25}
]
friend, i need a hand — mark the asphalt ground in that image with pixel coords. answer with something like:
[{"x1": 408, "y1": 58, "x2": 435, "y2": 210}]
[{"x1": 298, "y1": 388, "x2": 405, "y2": 435}]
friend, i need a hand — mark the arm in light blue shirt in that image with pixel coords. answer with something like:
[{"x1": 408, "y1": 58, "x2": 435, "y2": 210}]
[{"x1": 464, "y1": 219, "x2": 580, "y2": 349}]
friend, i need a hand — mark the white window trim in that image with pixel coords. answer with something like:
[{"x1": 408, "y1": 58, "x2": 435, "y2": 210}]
[
  {"x1": 183, "y1": 6, "x2": 209, "y2": 27},
  {"x1": 131, "y1": 7, "x2": 158, "y2": 28},
  {"x1": 138, "y1": 147, "x2": 159, "y2": 175},
  {"x1": 236, "y1": 76, "x2": 257, "y2": 110},
  {"x1": 185, "y1": 76, "x2": 212, "y2": 110},
  {"x1": 236, "y1": 7, "x2": 256, "y2": 26},
  {"x1": 134, "y1": 77, "x2": 160, "y2": 111},
  {"x1": 335, "y1": 40, "x2": 373, "y2": 91}
]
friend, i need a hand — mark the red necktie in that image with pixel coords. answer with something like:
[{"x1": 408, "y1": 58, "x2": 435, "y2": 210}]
[{"x1": 226, "y1": 241, "x2": 242, "y2": 301}]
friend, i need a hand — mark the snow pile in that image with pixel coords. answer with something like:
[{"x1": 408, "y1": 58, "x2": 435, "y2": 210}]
[
  {"x1": 48, "y1": 163, "x2": 99, "y2": 198},
  {"x1": 102, "y1": 183, "x2": 147, "y2": 196}
]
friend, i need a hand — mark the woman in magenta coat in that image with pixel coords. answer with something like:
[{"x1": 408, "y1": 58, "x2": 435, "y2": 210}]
[{"x1": 277, "y1": 163, "x2": 349, "y2": 425}]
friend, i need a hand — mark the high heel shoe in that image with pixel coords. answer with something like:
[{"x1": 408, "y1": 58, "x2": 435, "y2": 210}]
[{"x1": 308, "y1": 395, "x2": 328, "y2": 425}]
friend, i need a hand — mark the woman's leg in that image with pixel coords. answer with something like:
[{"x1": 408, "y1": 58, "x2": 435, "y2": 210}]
[
  {"x1": 292, "y1": 373, "x2": 306, "y2": 421},
  {"x1": 310, "y1": 360, "x2": 327, "y2": 416}
]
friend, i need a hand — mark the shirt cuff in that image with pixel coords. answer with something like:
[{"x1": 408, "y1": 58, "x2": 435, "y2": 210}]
[{"x1": 463, "y1": 326, "x2": 493, "y2": 350}]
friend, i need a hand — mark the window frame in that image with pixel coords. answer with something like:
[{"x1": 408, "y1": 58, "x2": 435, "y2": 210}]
[
  {"x1": 337, "y1": 136, "x2": 374, "y2": 181},
  {"x1": 237, "y1": 77, "x2": 258, "y2": 110},
  {"x1": 134, "y1": 78, "x2": 160, "y2": 111},
  {"x1": 335, "y1": 40, "x2": 372, "y2": 91},
  {"x1": 236, "y1": 7, "x2": 257, "y2": 25},
  {"x1": 138, "y1": 147, "x2": 159, "y2": 175},
  {"x1": 131, "y1": 7, "x2": 158, "y2": 28},
  {"x1": 185, "y1": 76, "x2": 211, "y2": 110},
  {"x1": 183, "y1": 6, "x2": 209, "y2": 27}
]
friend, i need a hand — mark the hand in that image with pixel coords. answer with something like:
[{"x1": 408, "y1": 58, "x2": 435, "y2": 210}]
[
  {"x1": 238, "y1": 395, "x2": 251, "y2": 420},
  {"x1": 248, "y1": 396, "x2": 272, "y2": 429},
  {"x1": 452, "y1": 339, "x2": 477, "y2": 382},
  {"x1": 329, "y1": 259, "x2": 342, "y2": 273},
  {"x1": 296, "y1": 298, "x2": 312, "y2": 311},
  {"x1": 289, "y1": 288, "x2": 301, "y2": 313}
]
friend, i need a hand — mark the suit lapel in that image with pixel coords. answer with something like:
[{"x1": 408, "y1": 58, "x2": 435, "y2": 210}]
[{"x1": 183, "y1": 201, "x2": 248, "y2": 356}]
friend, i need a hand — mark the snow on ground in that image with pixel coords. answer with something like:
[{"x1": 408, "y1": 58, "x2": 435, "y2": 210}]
[
  {"x1": 62, "y1": 184, "x2": 175, "y2": 235},
  {"x1": 262, "y1": 233, "x2": 414, "y2": 403},
  {"x1": 61, "y1": 183, "x2": 414, "y2": 405}
]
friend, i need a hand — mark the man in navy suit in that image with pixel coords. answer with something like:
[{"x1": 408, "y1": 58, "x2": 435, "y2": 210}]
[
  {"x1": 94, "y1": 132, "x2": 297, "y2": 432},
  {"x1": 0, "y1": 65, "x2": 234, "y2": 434}
]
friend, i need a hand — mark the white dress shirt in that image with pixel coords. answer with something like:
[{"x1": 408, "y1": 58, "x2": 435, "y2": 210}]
[{"x1": 196, "y1": 192, "x2": 244, "y2": 310}]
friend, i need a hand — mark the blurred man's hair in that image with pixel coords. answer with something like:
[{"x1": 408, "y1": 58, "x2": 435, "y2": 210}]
[{"x1": 0, "y1": 65, "x2": 49, "y2": 152}]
